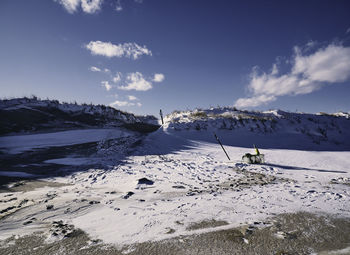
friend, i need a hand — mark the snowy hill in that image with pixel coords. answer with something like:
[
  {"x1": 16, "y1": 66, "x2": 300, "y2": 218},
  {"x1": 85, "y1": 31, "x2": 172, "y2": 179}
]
[
  {"x1": 0, "y1": 97, "x2": 159, "y2": 135},
  {"x1": 163, "y1": 107, "x2": 350, "y2": 151},
  {"x1": 1, "y1": 105, "x2": 350, "y2": 254}
]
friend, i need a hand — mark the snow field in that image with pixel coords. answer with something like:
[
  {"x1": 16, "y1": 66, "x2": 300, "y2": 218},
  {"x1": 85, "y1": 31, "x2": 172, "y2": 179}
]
[{"x1": 1, "y1": 141, "x2": 349, "y2": 247}]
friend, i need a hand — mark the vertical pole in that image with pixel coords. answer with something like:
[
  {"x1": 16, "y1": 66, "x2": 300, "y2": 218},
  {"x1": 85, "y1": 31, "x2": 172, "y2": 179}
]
[
  {"x1": 160, "y1": 109, "x2": 164, "y2": 125},
  {"x1": 214, "y1": 133, "x2": 230, "y2": 161}
]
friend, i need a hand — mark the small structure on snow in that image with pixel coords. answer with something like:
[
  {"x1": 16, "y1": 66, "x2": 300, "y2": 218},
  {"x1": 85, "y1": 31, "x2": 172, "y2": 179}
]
[{"x1": 242, "y1": 144, "x2": 265, "y2": 164}]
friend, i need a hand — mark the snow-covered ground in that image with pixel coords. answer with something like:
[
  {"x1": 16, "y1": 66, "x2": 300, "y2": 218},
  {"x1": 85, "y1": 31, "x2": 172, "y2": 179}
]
[
  {"x1": 1, "y1": 122, "x2": 350, "y2": 249},
  {"x1": 0, "y1": 128, "x2": 133, "y2": 154}
]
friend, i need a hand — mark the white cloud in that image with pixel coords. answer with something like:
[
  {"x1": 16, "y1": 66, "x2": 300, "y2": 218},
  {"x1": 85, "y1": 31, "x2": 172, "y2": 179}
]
[
  {"x1": 90, "y1": 66, "x2": 110, "y2": 73},
  {"x1": 85, "y1": 41, "x2": 152, "y2": 59},
  {"x1": 101, "y1": 81, "x2": 112, "y2": 91},
  {"x1": 115, "y1": 0, "x2": 122, "y2": 11},
  {"x1": 90, "y1": 66, "x2": 101, "y2": 72},
  {"x1": 234, "y1": 95, "x2": 276, "y2": 108},
  {"x1": 113, "y1": 72, "x2": 122, "y2": 83},
  {"x1": 234, "y1": 43, "x2": 350, "y2": 108},
  {"x1": 153, "y1": 73, "x2": 165, "y2": 83},
  {"x1": 55, "y1": 0, "x2": 102, "y2": 14},
  {"x1": 81, "y1": 0, "x2": 103, "y2": 13},
  {"x1": 118, "y1": 72, "x2": 152, "y2": 91},
  {"x1": 127, "y1": 95, "x2": 138, "y2": 101},
  {"x1": 292, "y1": 44, "x2": 350, "y2": 83},
  {"x1": 110, "y1": 100, "x2": 135, "y2": 107},
  {"x1": 55, "y1": 0, "x2": 80, "y2": 13},
  {"x1": 346, "y1": 28, "x2": 350, "y2": 34},
  {"x1": 136, "y1": 102, "x2": 142, "y2": 107}
]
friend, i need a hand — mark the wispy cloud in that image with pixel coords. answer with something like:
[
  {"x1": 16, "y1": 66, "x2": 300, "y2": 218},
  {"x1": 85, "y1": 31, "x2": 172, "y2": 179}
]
[
  {"x1": 110, "y1": 100, "x2": 132, "y2": 107},
  {"x1": 85, "y1": 41, "x2": 152, "y2": 59},
  {"x1": 115, "y1": 0, "x2": 122, "y2": 11},
  {"x1": 55, "y1": 0, "x2": 80, "y2": 13},
  {"x1": 101, "y1": 81, "x2": 112, "y2": 91},
  {"x1": 234, "y1": 43, "x2": 350, "y2": 108},
  {"x1": 90, "y1": 66, "x2": 110, "y2": 74},
  {"x1": 55, "y1": 0, "x2": 102, "y2": 14},
  {"x1": 118, "y1": 72, "x2": 153, "y2": 91},
  {"x1": 81, "y1": 0, "x2": 103, "y2": 13},
  {"x1": 153, "y1": 73, "x2": 165, "y2": 82},
  {"x1": 90, "y1": 66, "x2": 101, "y2": 72},
  {"x1": 127, "y1": 95, "x2": 138, "y2": 101},
  {"x1": 109, "y1": 99, "x2": 142, "y2": 108},
  {"x1": 113, "y1": 72, "x2": 122, "y2": 83}
]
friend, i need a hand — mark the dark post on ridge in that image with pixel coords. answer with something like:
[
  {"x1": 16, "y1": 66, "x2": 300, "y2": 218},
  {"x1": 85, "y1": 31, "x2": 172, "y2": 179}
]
[
  {"x1": 160, "y1": 109, "x2": 164, "y2": 125},
  {"x1": 214, "y1": 133, "x2": 230, "y2": 161}
]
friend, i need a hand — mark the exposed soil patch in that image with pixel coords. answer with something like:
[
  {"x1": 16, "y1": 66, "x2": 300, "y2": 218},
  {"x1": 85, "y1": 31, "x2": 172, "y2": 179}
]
[
  {"x1": 330, "y1": 177, "x2": 350, "y2": 186},
  {"x1": 128, "y1": 212, "x2": 350, "y2": 255},
  {"x1": 186, "y1": 167, "x2": 291, "y2": 197},
  {"x1": 0, "y1": 180, "x2": 68, "y2": 193},
  {"x1": 1, "y1": 212, "x2": 349, "y2": 255},
  {"x1": 186, "y1": 219, "x2": 229, "y2": 231}
]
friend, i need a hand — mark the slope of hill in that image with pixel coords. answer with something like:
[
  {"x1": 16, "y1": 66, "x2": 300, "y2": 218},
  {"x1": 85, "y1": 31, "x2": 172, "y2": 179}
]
[
  {"x1": 1, "y1": 106, "x2": 350, "y2": 254},
  {"x1": 163, "y1": 107, "x2": 350, "y2": 151},
  {"x1": 0, "y1": 97, "x2": 159, "y2": 135}
]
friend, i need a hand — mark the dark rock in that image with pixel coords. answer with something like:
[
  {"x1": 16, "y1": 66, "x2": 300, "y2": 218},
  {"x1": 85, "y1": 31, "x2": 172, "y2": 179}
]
[
  {"x1": 172, "y1": 185, "x2": 186, "y2": 189},
  {"x1": 0, "y1": 206, "x2": 16, "y2": 214},
  {"x1": 46, "y1": 204, "x2": 54, "y2": 210},
  {"x1": 122, "y1": 191, "x2": 135, "y2": 199},
  {"x1": 138, "y1": 178, "x2": 154, "y2": 185},
  {"x1": 23, "y1": 220, "x2": 33, "y2": 225},
  {"x1": 18, "y1": 199, "x2": 28, "y2": 207}
]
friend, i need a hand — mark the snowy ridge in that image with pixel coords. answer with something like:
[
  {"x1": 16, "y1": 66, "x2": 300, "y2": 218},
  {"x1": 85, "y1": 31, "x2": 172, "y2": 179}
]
[
  {"x1": 0, "y1": 97, "x2": 158, "y2": 135},
  {"x1": 164, "y1": 107, "x2": 350, "y2": 150}
]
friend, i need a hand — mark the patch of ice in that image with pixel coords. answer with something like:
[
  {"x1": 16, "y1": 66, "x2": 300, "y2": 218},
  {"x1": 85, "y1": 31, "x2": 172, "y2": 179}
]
[
  {"x1": 0, "y1": 171, "x2": 38, "y2": 178},
  {"x1": 0, "y1": 128, "x2": 132, "y2": 154},
  {"x1": 44, "y1": 157, "x2": 95, "y2": 166}
]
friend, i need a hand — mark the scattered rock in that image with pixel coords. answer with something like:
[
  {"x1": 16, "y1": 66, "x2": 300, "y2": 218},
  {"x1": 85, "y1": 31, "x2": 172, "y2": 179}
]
[
  {"x1": 122, "y1": 191, "x2": 135, "y2": 199},
  {"x1": 330, "y1": 177, "x2": 350, "y2": 186},
  {"x1": 0, "y1": 197, "x2": 17, "y2": 203},
  {"x1": 172, "y1": 185, "x2": 186, "y2": 189},
  {"x1": 137, "y1": 178, "x2": 154, "y2": 185},
  {"x1": 89, "y1": 200, "x2": 100, "y2": 205},
  {"x1": 49, "y1": 220, "x2": 75, "y2": 240},
  {"x1": 166, "y1": 228, "x2": 175, "y2": 234},
  {"x1": 0, "y1": 206, "x2": 16, "y2": 214},
  {"x1": 23, "y1": 220, "x2": 33, "y2": 225},
  {"x1": 46, "y1": 204, "x2": 54, "y2": 210},
  {"x1": 18, "y1": 199, "x2": 29, "y2": 207}
]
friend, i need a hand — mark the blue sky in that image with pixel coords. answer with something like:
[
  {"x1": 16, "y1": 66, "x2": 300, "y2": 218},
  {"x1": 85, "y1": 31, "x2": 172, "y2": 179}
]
[{"x1": 0, "y1": 0, "x2": 350, "y2": 116}]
